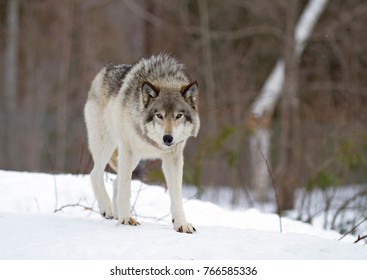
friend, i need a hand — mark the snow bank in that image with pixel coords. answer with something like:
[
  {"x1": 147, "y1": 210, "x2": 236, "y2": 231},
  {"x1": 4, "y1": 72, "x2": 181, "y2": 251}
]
[{"x1": 0, "y1": 170, "x2": 365, "y2": 260}]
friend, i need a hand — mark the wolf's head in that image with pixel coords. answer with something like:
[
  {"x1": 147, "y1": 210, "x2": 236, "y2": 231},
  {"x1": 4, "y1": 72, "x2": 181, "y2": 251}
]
[
  {"x1": 121, "y1": 54, "x2": 200, "y2": 149},
  {"x1": 142, "y1": 80, "x2": 200, "y2": 149}
]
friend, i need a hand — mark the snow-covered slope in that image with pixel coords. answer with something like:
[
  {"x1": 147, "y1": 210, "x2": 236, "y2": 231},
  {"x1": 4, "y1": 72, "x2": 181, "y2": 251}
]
[{"x1": 0, "y1": 170, "x2": 365, "y2": 260}]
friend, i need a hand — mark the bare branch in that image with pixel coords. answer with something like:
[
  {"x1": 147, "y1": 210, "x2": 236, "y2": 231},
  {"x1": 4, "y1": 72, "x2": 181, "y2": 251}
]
[
  {"x1": 209, "y1": 26, "x2": 281, "y2": 40},
  {"x1": 131, "y1": 181, "x2": 144, "y2": 218},
  {"x1": 259, "y1": 150, "x2": 283, "y2": 233},
  {"x1": 44, "y1": 145, "x2": 58, "y2": 212},
  {"x1": 123, "y1": 0, "x2": 281, "y2": 41},
  {"x1": 123, "y1": 0, "x2": 198, "y2": 34},
  {"x1": 54, "y1": 202, "x2": 98, "y2": 214},
  {"x1": 322, "y1": 2, "x2": 367, "y2": 34},
  {"x1": 250, "y1": 0, "x2": 329, "y2": 118},
  {"x1": 83, "y1": 0, "x2": 118, "y2": 11},
  {"x1": 331, "y1": 189, "x2": 367, "y2": 230},
  {"x1": 354, "y1": 234, "x2": 367, "y2": 244},
  {"x1": 339, "y1": 217, "x2": 367, "y2": 241}
]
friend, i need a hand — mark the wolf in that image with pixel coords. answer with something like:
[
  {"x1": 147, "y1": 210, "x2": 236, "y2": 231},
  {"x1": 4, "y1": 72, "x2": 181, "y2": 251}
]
[{"x1": 84, "y1": 54, "x2": 200, "y2": 233}]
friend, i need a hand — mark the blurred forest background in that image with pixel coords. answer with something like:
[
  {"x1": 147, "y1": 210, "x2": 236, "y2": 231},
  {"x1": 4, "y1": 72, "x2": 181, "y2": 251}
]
[{"x1": 1, "y1": 0, "x2": 367, "y2": 221}]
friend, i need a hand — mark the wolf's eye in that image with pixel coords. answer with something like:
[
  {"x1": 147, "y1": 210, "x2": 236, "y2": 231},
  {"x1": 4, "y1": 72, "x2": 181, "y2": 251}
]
[
  {"x1": 176, "y1": 113, "x2": 183, "y2": 119},
  {"x1": 156, "y1": 113, "x2": 163, "y2": 119}
]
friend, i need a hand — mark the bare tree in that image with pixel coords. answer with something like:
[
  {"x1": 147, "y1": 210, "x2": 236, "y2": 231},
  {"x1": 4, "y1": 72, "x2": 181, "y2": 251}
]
[
  {"x1": 198, "y1": 0, "x2": 217, "y2": 136},
  {"x1": 276, "y1": 0, "x2": 300, "y2": 210},
  {"x1": 55, "y1": 2, "x2": 73, "y2": 171},
  {"x1": 4, "y1": 0, "x2": 18, "y2": 113},
  {"x1": 3, "y1": 0, "x2": 19, "y2": 169},
  {"x1": 247, "y1": 0, "x2": 329, "y2": 203},
  {"x1": 1, "y1": 0, "x2": 366, "y2": 206}
]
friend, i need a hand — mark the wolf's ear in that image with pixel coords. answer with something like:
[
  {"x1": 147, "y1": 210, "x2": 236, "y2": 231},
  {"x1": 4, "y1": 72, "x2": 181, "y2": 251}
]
[
  {"x1": 142, "y1": 81, "x2": 159, "y2": 107},
  {"x1": 181, "y1": 81, "x2": 199, "y2": 110}
]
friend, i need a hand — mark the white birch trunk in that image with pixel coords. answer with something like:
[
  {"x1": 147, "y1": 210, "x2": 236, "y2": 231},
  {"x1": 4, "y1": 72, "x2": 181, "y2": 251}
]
[{"x1": 249, "y1": 0, "x2": 329, "y2": 201}]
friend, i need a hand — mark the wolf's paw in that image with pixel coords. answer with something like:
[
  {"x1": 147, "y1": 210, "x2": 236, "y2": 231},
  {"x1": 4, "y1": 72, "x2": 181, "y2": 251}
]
[
  {"x1": 99, "y1": 204, "x2": 114, "y2": 219},
  {"x1": 173, "y1": 220, "x2": 196, "y2": 234},
  {"x1": 118, "y1": 216, "x2": 140, "y2": 226}
]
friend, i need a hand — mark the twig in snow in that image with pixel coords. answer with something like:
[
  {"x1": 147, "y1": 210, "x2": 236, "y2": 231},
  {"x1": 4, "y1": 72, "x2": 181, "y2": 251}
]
[
  {"x1": 54, "y1": 202, "x2": 98, "y2": 214},
  {"x1": 354, "y1": 234, "x2": 367, "y2": 244},
  {"x1": 131, "y1": 181, "x2": 144, "y2": 218},
  {"x1": 259, "y1": 150, "x2": 283, "y2": 233},
  {"x1": 44, "y1": 145, "x2": 58, "y2": 212},
  {"x1": 339, "y1": 217, "x2": 367, "y2": 241}
]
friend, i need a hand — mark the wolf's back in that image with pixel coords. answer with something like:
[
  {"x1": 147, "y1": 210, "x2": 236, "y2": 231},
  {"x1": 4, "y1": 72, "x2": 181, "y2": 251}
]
[
  {"x1": 103, "y1": 64, "x2": 133, "y2": 96},
  {"x1": 89, "y1": 54, "x2": 189, "y2": 102}
]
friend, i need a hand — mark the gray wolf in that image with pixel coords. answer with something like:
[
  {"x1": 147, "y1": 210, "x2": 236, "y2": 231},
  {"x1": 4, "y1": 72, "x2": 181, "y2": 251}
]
[{"x1": 84, "y1": 54, "x2": 200, "y2": 233}]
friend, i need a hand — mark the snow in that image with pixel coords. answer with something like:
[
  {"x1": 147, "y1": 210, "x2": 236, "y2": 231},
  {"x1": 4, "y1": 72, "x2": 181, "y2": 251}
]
[{"x1": 0, "y1": 170, "x2": 365, "y2": 260}]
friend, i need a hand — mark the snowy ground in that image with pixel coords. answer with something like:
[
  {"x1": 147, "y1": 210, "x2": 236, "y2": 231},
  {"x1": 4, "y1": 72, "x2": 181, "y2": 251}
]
[{"x1": 0, "y1": 170, "x2": 365, "y2": 260}]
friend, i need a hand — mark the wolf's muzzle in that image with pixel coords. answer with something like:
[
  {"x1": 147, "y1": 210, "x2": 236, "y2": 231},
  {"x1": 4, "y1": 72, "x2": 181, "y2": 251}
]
[{"x1": 163, "y1": 134, "x2": 174, "y2": 146}]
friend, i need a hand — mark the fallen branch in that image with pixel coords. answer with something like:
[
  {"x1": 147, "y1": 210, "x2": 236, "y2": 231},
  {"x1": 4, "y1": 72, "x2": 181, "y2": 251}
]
[
  {"x1": 54, "y1": 202, "x2": 98, "y2": 214},
  {"x1": 354, "y1": 234, "x2": 367, "y2": 244}
]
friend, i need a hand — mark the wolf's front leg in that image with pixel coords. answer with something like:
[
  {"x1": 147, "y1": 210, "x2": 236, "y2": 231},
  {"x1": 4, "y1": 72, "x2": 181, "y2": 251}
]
[
  {"x1": 115, "y1": 147, "x2": 140, "y2": 226},
  {"x1": 162, "y1": 152, "x2": 196, "y2": 233}
]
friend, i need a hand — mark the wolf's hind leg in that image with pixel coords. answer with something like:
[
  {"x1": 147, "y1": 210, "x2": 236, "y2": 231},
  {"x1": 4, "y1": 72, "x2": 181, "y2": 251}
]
[
  {"x1": 112, "y1": 177, "x2": 118, "y2": 219},
  {"x1": 116, "y1": 148, "x2": 140, "y2": 226},
  {"x1": 90, "y1": 144, "x2": 116, "y2": 219}
]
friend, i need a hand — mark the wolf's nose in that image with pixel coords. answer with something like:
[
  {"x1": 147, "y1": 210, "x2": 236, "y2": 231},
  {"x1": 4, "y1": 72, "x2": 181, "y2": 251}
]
[{"x1": 163, "y1": 135, "x2": 173, "y2": 145}]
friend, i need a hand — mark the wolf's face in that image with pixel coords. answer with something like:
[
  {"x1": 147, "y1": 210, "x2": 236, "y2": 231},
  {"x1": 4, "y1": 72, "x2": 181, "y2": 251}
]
[{"x1": 142, "y1": 81, "x2": 200, "y2": 149}]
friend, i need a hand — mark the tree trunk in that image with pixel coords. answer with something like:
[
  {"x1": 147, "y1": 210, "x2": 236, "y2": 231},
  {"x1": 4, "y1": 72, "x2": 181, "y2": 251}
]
[
  {"x1": 4, "y1": 0, "x2": 18, "y2": 113},
  {"x1": 247, "y1": 61, "x2": 284, "y2": 201},
  {"x1": 248, "y1": 0, "x2": 329, "y2": 202},
  {"x1": 277, "y1": 0, "x2": 301, "y2": 211},
  {"x1": 198, "y1": 0, "x2": 217, "y2": 136},
  {"x1": 23, "y1": 1, "x2": 40, "y2": 171},
  {"x1": 3, "y1": 0, "x2": 19, "y2": 170},
  {"x1": 55, "y1": 2, "x2": 73, "y2": 171}
]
